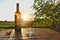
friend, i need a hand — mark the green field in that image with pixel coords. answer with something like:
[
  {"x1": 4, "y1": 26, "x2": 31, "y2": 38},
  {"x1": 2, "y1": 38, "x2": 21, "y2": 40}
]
[
  {"x1": 0, "y1": 21, "x2": 52, "y2": 30},
  {"x1": 0, "y1": 21, "x2": 14, "y2": 30}
]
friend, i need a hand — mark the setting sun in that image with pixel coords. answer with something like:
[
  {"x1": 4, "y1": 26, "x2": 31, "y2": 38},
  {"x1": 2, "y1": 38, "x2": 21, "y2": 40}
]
[{"x1": 22, "y1": 15, "x2": 29, "y2": 21}]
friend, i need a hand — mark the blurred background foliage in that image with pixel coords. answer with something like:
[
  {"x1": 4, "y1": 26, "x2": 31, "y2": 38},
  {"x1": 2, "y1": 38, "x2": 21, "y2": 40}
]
[{"x1": 33, "y1": 0, "x2": 60, "y2": 27}]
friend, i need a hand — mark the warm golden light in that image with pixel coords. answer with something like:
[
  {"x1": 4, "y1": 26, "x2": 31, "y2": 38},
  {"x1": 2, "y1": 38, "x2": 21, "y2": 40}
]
[{"x1": 22, "y1": 15, "x2": 28, "y2": 21}]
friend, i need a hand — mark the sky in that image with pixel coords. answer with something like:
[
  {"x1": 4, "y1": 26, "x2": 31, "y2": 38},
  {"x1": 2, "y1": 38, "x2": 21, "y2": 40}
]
[{"x1": 0, "y1": 0, "x2": 34, "y2": 21}]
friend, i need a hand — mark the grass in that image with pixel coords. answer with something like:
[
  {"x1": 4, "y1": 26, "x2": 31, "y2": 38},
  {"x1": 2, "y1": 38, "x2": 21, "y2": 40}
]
[
  {"x1": 0, "y1": 21, "x2": 52, "y2": 30},
  {"x1": 0, "y1": 21, "x2": 14, "y2": 30}
]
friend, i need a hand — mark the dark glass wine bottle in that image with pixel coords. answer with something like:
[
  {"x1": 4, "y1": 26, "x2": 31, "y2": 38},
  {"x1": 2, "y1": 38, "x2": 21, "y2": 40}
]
[{"x1": 15, "y1": 3, "x2": 21, "y2": 31}]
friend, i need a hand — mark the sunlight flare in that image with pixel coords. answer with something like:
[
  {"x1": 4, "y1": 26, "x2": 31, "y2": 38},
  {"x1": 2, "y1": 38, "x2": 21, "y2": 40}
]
[{"x1": 22, "y1": 15, "x2": 29, "y2": 21}]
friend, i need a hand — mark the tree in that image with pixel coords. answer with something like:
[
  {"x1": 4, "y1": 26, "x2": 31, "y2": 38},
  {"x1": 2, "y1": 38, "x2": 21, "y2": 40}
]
[{"x1": 33, "y1": 0, "x2": 60, "y2": 27}]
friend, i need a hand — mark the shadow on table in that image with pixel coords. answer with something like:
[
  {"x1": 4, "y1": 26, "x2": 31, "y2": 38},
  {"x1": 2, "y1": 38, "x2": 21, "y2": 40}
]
[{"x1": 15, "y1": 31, "x2": 22, "y2": 40}]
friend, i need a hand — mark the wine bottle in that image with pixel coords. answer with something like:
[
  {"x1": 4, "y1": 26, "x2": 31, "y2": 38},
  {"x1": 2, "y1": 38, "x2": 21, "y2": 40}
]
[{"x1": 15, "y1": 3, "x2": 21, "y2": 26}]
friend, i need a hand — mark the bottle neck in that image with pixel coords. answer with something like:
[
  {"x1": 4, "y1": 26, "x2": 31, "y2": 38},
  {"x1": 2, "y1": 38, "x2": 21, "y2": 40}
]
[{"x1": 16, "y1": 3, "x2": 19, "y2": 12}]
